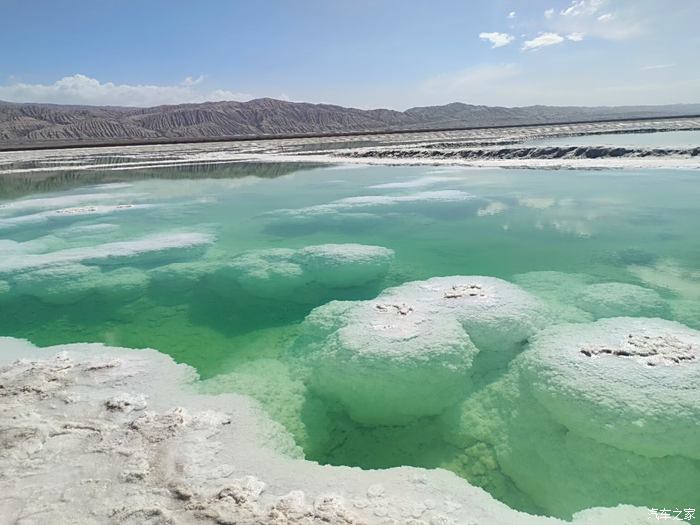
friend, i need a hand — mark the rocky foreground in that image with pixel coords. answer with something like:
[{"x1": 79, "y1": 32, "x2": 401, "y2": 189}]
[{"x1": 0, "y1": 337, "x2": 663, "y2": 525}]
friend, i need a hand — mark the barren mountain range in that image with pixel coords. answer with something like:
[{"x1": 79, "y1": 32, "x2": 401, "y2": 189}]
[{"x1": 2, "y1": 97, "x2": 700, "y2": 148}]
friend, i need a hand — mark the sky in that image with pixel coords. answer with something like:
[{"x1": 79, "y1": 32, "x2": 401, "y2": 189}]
[{"x1": 1, "y1": 0, "x2": 699, "y2": 110}]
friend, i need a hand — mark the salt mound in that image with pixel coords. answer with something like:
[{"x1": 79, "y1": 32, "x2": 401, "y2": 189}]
[
  {"x1": 293, "y1": 276, "x2": 550, "y2": 424},
  {"x1": 512, "y1": 272, "x2": 671, "y2": 322},
  {"x1": 521, "y1": 317, "x2": 700, "y2": 459},
  {"x1": 95, "y1": 267, "x2": 150, "y2": 302},
  {"x1": 574, "y1": 282, "x2": 669, "y2": 319},
  {"x1": 0, "y1": 192, "x2": 140, "y2": 215},
  {"x1": 148, "y1": 260, "x2": 222, "y2": 294},
  {"x1": 0, "y1": 232, "x2": 214, "y2": 276},
  {"x1": 11, "y1": 264, "x2": 103, "y2": 304},
  {"x1": 512, "y1": 271, "x2": 595, "y2": 323},
  {"x1": 0, "y1": 204, "x2": 149, "y2": 231},
  {"x1": 382, "y1": 276, "x2": 552, "y2": 354},
  {"x1": 297, "y1": 244, "x2": 393, "y2": 287},
  {"x1": 270, "y1": 190, "x2": 476, "y2": 219},
  {"x1": 212, "y1": 244, "x2": 394, "y2": 300},
  {"x1": 8, "y1": 264, "x2": 150, "y2": 305},
  {"x1": 82, "y1": 232, "x2": 214, "y2": 266}
]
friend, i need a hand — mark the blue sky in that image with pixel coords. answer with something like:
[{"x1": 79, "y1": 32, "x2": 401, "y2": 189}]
[{"x1": 1, "y1": 0, "x2": 699, "y2": 109}]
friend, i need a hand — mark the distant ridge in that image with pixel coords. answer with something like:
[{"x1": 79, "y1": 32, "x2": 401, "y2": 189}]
[{"x1": 2, "y1": 97, "x2": 700, "y2": 149}]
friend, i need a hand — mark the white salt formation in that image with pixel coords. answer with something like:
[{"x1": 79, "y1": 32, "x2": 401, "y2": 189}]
[
  {"x1": 7, "y1": 264, "x2": 151, "y2": 305},
  {"x1": 0, "y1": 203, "x2": 150, "y2": 231},
  {"x1": 210, "y1": 243, "x2": 394, "y2": 300},
  {"x1": 513, "y1": 271, "x2": 671, "y2": 321},
  {"x1": 0, "y1": 338, "x2": 661, "y2": 525},
  {"x1": 293, "y1": 276, "x2": 550, "y2": 424},
  {"x1": 0, "y1": 232, "x2": 215, "y2": 276},
  {"x1": 270, "y1": 190, "x2": 476, "y2": 219},
  {"x1": 0, "y1": 232, "x2": 215, "y2": 305},
  {"x1": 573, "y1": 282, "x2": 669, "y2": 319},
  {"x1": 442, "y1": 317, "x2": 700, "y2": 517},
  {"x1": 521, "y1": 317, "x2": 700, "y2": 459}
]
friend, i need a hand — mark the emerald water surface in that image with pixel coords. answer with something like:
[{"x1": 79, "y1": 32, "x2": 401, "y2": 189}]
[{"x1": 1, "y1": 161, "x2": 698, "y2": 518}]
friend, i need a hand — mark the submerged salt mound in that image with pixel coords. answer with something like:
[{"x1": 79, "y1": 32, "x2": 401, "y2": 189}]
[
  {"x1": 212, "y1": 244, "x2": 394, "y2": 300},
  {"x1": 293, "y1": 276, "x2": 549, "y2": 425},
  {"x1": 8, "y1": 264, "x2": 150, "y2": 305},
  {"x1": 512, "y1": 271, "x2": 672, "y2": 322},
  {"x1": 511, "y1": 271, "x2": 595, "y2": 323},
  {"x1": 574, "y1": 282, "x2": 669, "y2": 319},
  {"x1": 0, "y1": 192, "x2": 140, "y2": 215},
  {"x1": 82, "y1": 232, "x2": 215, "y2": 266},
  {"x1": 296, "y1": 300, "x2": 478, "y2": 425},
  {"x1": 0, "y1": 232, "x2": 215, "y2": 277},
  {"x1": 0, "y1": 204, "x2": 150, "y2": 231},
  {"x1": 522, "y1": 317, "x2": 700, "y2": 459},
  {"x1": 11, "y1": 264, "x2": 103, "y2": 305},
  {"x1": 271, "y1": 190, "x2": 476, "y2": 219},
  {"x1": 148, "y1": 260, "x2": 223, "y2": 294},
  {"x1": 444, "y1": 349, "x2": 700, "y2": 518},
  {"x1": 298, "y1": 244, "x2": 394, "y2": 288}
]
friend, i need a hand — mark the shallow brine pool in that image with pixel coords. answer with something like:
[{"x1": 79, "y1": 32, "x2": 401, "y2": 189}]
[{"x1": 0, "y1": 161, "x2": 698, "y2": 519}]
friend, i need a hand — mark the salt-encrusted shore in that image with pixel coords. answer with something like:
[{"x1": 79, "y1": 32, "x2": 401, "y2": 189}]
[
  {"x1": 0, "y1": 338, "x2": 664, "y2": 524},
  {"x1": 1, "y1": 116, "x2": 699, "y2": 175}
]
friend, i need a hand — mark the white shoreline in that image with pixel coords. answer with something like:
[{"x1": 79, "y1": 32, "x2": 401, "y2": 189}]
[{"x1": 0, "y1": 338, "x2": 663, "y2": 524}]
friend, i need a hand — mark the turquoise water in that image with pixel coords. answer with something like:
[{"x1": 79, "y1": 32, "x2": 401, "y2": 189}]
[
  {"x1": 0, "y1": 161, "x2": 698, "y2": 519},
  {"x1": 524, "y1": 128, "x2": 700, "y2": 148}
]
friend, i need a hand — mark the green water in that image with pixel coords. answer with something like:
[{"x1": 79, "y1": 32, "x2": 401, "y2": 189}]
[{"x1": 0, "y1": 161, "x2": 698, "y2": 519}]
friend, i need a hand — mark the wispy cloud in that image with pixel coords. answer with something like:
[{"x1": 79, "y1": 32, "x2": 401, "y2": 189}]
[
  {"x1": 507, "y1": 11, "x2": 516, "y2": 19},
  {"x1": 547, "y1": 0, "x2": 644, "y2": 40},
  {"x1": 560, "y1": 0, "x2": 605, "y2": 17},
  {"x1": 479, "y1": 32, "x2": 515, "y2": 48},
  {"x1": 640, "y1": 64, "x2": 675, "y2": 71},
  {"x1": 182, "y1": 75, "x2": 205, "y2": 86},
  {"x1": 522, "y1": 32, "x2": 565, "y2": 51},
  {"x1": 567, "y1": 32, "x2": 585, "y2": 41},
  {"x1": 0, "y1": 74, "x2": 253, "y2": 106}
]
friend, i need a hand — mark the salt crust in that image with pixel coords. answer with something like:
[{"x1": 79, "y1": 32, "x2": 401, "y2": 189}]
[
  {"x1": 0, "y1": 337, "x2": 658, "y2": 524},
  {"x1": 293, "y1": 276, "x2": 550, "y2": 424},
  {"x1": 154, "y1": 243, "x2": 395, "y2": 300},
  {"x1": 522, "y1": 317, "x2": 700, "y2": 458},
  {"x1": 270, "y1": 190, "x2": 475, "y2": 218}
]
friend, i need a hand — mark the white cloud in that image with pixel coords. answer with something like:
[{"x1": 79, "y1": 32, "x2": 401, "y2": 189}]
[
  {"x1": 522, "y1": 32, "x2": 565, "y2": 51},
  {"x1": 479, "y1": 32, "x2": 515, "y2": 48},
  {"x1": 546, "y1": 0, "x2": 646, "y2": 40},
  {"x1": 182, "y1": 75, "x2": 205, "y2": 86},
  {"x1": 544, "y1": 8, "x2": 555, "y2": 19},
  {"x1": 567, "y1": 32, "x2": 585, "y2": 41},
  {"x1": 640, "y1": 64, "x2": 675, "y2": 71},
  {"x1": 0, "y1": 74, "x2": 254, "y2": 107},
  {"x1": 508, "y1": 11, "x2": 516, "y2": 19},
  {"x1": 560, "y1": 0, "x2": 605, "y2": 17}
]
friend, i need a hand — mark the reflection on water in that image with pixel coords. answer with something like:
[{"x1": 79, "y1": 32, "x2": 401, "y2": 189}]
[{"x1": 0, "y1": 161, "x2": 322, "y2": 199}]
